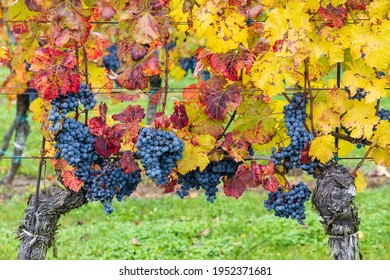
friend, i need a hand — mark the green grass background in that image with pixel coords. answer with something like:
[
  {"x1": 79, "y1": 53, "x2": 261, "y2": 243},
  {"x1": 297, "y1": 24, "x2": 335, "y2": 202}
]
[{"x1": 0, "y1": 185, "x2": 389, "y2": 260}]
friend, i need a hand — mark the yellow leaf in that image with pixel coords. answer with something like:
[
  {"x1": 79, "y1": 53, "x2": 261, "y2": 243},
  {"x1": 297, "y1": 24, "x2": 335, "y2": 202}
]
[
  {"x1": 313, "y1": 101, "x2": 340, "y2": 134},
  {"x1": 341, "y1": 100, "x2": 379, "y2": 139},
  {"x1": 29, "y1": 97, "x2": 45, "y2": 123},
  {"x1": 309, "y1": 135, "x2": 337, "y2": 164},
  {"x1": 87, "y1": 62, "x2": 113, "y2": 92},
  {"x1": 370, "y1": 121, "x2": 390, "y2": 149},
  {"x1": 338, "y1": 139, "x2": 355, "y2": 158},
  {"x1": 264, "y1": 7, "x2": 288, "y2": 45},
  {"x1": 327, "y1": 87, "x2": 353, "y2": 115},
  {"x1": 367, "y1": 0, "x2": 390, "y2": 21},
  {"x1": 355, "y1": 171, "x2": 367, "y2": 192},
  {"x1": 170, "y1": 65, "x2": 186, "y2": 81},
  {"x1": 371, "y1": 147, "x2": 390, "y2": 167},
  {"x1": 177, "y1": 134, "x2": 216, "y2": 174},
  {"x1": 193, "y1": 1, "x2": 247, "y2": 52}
]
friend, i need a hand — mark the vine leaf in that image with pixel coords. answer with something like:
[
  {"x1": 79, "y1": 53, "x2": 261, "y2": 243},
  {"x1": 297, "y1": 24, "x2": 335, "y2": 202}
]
[
  {"x1": 318, "y1": 4, "x2": 348, "y2": 28},
  {"x1": 251, "y1": 161, "x2": 279, "y2": 193},
  {"x1": 223, "y1": 164, "x2": 252, "y2": 199},
  {"x1": 199, "y1": 76, "x2": 243, "y2": 120},
  {"x1": 85, "y1": 31, "x2": 106, "y2": 61},
  {"x1": 89, "y1": 103, "x2": 125, "y2": 156},
  {"x1": 354, "y1": 171, "x2": 367, "y2": 192},
  {"x1": 117, "y1": 52, "x2": 161, "y2": 90},
  {"x1": 49, "y1": 0, "x2": 92, "y2": 49},
  {"x1": 62, "y1": 167, "x2": 83, "y2": 192},
  {"x1": 30, "y1": 47, "x2": 80, "y2": 100},
  {"x1": 170, "y1": 103, "x2": 189, "y2": 129},
  {"x1": 195, "y1": 47, "x2": 255, "y2": 81},
  {"x1": 177, "y1": 135, "x2": 216, "y2": 174},
  {"x1": 221, "y1": 132, "x2": 250, "y2": 162},
  {"x1": 112, "y1": 105, "x2": 145, "y2": 147},
  {"x1": 121, "y1": 151, "x2": 140, "y2": 174},
  {"x1": 309, "y1": 135, "x2": 337, "y2": 164}
]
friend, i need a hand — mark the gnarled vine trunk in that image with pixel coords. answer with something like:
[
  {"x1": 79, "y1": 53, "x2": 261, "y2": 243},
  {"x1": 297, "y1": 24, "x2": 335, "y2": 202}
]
[
  {"x1": 17, "y1": 185, "x2": 87, "y2": 260},
  {"x1": 312, "y1": 162, "x2": 360, "y2": 260}
]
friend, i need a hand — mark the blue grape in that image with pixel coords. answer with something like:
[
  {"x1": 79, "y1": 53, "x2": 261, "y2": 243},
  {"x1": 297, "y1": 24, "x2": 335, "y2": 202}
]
[
  {"x1": 83, "y1": 161, "x2": 141, "y2": 214},
  {"x1": 177, "y1": 159, "x2": 240, "y2": 203},
  {"x1": 49, "y1": 84, "x2": 96, "y2": 133},
  {"x1": 103, "y1": 44, "x2": 120, "y2": 72},
  {"x1": 264, "y1": 182, "x2": 311, "y2": 224},
  {"x1": 55, "y1": 118, "x2": 99, "y2": 169},
  {"x1": 271, "y1": 93, "x2": 318, "y2": 175},
  {"x1": 378, "y1": 109, "x2": 390, "y2": 122},
  {"x1": 179, "y1": 56, "x2": 197, "y2": 74},
  {"x1": 136, "y1": 127, "x2": 184, "y2": 186}
]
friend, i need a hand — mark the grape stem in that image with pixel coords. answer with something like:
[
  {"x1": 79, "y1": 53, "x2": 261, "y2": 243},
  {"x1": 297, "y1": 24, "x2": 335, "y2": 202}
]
[
  {"x1": 352, "y1": 146, "x2": 373, "y2": 176},
  {"x1": 221, "y1": 109, "x2": 237, "y2": 139}
]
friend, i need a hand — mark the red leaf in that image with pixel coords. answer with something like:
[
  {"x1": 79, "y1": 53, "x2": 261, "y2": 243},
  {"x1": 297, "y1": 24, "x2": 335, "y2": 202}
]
[
  {"x1": 150, "y1": 88, "x2": 163, "y2": 105},
  {"x1": 112, "y1": 105, "x2": 145, "y2": 124},
  {"x1": 182, "y1": 84, "x2": 200, "y2": 101},
  {"x1": 199, "y1": 76, "x2": 243, "y2": 120},
  {"x1": 88, "y1": 116, "x2": 106, "y2": 136},
  {"x1": 51, "y1": 158, "x2": 68, "y2": 170},
  {"x1": 121, "y1": 151, "x2": 140, "y2": 174},
  {"x1": 346, "y1": 0, "x2": 369, "y2": 10},
  {"x1": 318, "y1": 4, "x2": 348, "y2": 28},
  {"x1": 170, "y1": 103, "x2": 189, "y2": 129},
  {"x1": 85, "y1": 31, "x2": 106, "y2": 61},
  {"x1": 62, "y1": 168, "x2": 83, "y2": 192},
  {"x1": 300, "y1": 142, "x2": 311, "y2": 165},
  {"x1": 152, "y1": 112, "x2": 170, "y2": 129},
  {"x1": 117, "y1": 52, "x2": 161, "y2": 90},
  {"x1": 223, "y1": 164, "x2": 251, "y2": 199},
  {"x1": 131, "y1": 43, "x2": 148, "y2": 61},
  {"x1": 30, "y1": 47, "x2": 80, "y2": 100},
  {"x1": 49, "y1": 0, "x2": 92, "y2": 48},
  {"x1": 263, "y1": 176, "x2": 279, "y2": 193},
  {"x1": 209, "y1": 47, "x2": 255, "y2": 81},
  {"x1": 158, "y1": 176, "x2": 177, "y2": 194},
  {"x1": 251, "y1": 161, "x2": 279, "y2": 193},
  {"x1": 222, "y1": 132, "x2": 251, "y2": 162},
  {"x1": 112, "y1": 105, "x2": 145, "y2": 146}
]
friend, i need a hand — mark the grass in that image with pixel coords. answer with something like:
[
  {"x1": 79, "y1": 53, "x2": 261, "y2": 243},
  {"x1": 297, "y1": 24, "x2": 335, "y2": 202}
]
[{"x1": 0, "y1": 184, "x2": 389, "y2": 260}]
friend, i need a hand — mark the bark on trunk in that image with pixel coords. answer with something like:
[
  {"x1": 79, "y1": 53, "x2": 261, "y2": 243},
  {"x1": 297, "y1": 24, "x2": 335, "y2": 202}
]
[
  {"x1": 17, "y1": 185, "x2": 87, "y2": 260},
  {"x1": 0, "y1": 94, "x2": 31, "y2": 185},
  {"x1": 147, "y1": 75, "x2": 161, "y2": 124},
  {"x1": 312, "y1": 162, "x2": 360, "y2": 260}
]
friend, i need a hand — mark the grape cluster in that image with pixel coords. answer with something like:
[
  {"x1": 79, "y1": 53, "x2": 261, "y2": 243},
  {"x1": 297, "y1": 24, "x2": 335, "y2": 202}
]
[
  {"x1": 378, "y1": 109, "x2": 390, "y2": 122},
  {"x1": 264, "y1": 182, "x2": 311, "y2": 224},
  {"x1": 177, "y1": 159, "x2": 240, "y2": 203},
  {"x1": 78, "y1": 83, "x2": 97, "y2": 110},
  {"x1": 271, "y1": 93, "x2": 317, "y2": 175},
  {"x1": 83, "y1": 161, "x2": 141, "y2": 214},
  {"x1": 179, "y1": 56, "x2": 197, "y2": 74},
  {"x1": 54, "y1": 118, "x2": 99, "y2": 168},
  {"x1": 103, "y1": 44, "x2": 120, "y2": 72},
  {"x1": 136, "y1": 127, "x2": 184, "y2": 186},
  {"x1": 49, "y1": 84, "x2": 96, "y2": 132}
]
